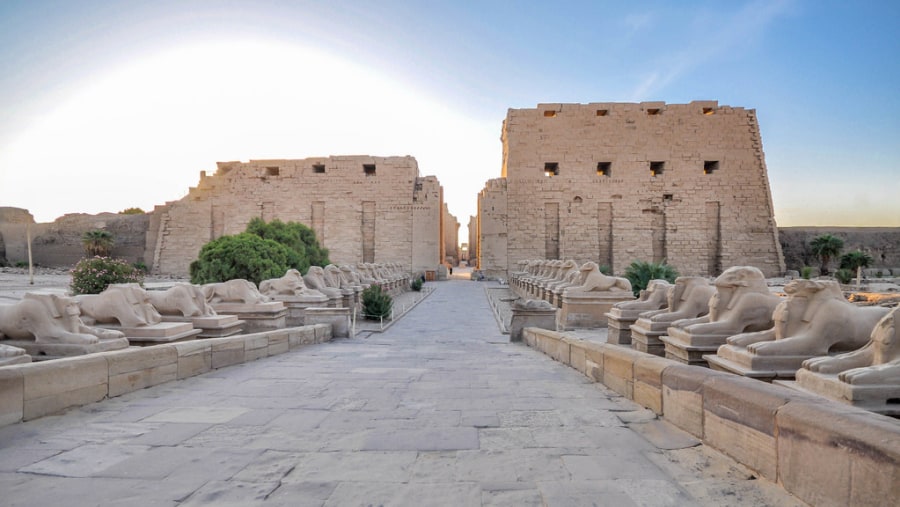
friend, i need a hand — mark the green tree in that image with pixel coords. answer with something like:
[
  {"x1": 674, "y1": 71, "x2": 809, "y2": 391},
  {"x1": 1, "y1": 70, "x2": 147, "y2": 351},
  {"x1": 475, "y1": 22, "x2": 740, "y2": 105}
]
[
  {"x1": 840, "y1": 250, "x2": 874, "y2": 287},
  {"x1": 70, "y1": 257, "x2": 143, "y2": 295},
  {"x1": 623, "y1": 260, "x2": 679, "y2": 297},
  {"x1": 245, "y1": 218, "x2": 330, "y2": 273},
  {"x1": 809, "y1": 234, "x2": 844, "y2": 275},
  {"x1": 81, "y1": 229, "x2": 114, "y2": 257},
  {"x1": 189, "y1": 233, "x2": 297, "y2": 285}
]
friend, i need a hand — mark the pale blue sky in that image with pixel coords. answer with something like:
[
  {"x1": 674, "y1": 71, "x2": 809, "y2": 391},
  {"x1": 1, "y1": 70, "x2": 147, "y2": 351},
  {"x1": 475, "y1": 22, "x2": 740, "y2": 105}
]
[{"x1": 1, "y1": 0, "x2": 898, "y2": 229}]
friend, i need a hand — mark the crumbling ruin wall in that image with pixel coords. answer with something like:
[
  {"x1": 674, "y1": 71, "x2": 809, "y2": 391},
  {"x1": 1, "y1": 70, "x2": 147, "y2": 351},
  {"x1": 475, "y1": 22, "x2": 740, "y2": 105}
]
[
  {"x1": 442, "y1": 203, "x2": 460, "y2": 266},
  {"x1": 0, "y1": 207, "x2": 148, "y2": 267},
  {"x1": 479, "y1": 101, "x2": 785, "y2": 278},
  {"x1": 779, "y1": 227, "x2": 900, "y2": 272},
  {"x1": 149, "y1": 156, "x2": 443, "y2": 276}
]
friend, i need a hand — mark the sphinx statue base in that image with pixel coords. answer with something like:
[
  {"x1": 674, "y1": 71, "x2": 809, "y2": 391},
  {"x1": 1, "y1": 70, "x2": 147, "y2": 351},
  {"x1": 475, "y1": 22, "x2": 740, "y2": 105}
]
[
  {"x1": 628, "y1": 318, "x2": 670, "y2": 356},
  {"x1": 211, "y1": 301, "x2": 287, "y2": 332},
  {"x1": 557, "y1": 291, "x2": 634, "y2": 330},
  {"x1": 704, "y1": 345, "x2": 813, "y2": 381},
  {"x1": 4, "y1": 337, "x2": 127, "y2": 361},
  {"x1": 0, "y1": 344, "x2": 32, "y2": 365},
  {"x1": 98, "y1": 321, "x2": 202, "y2": 346},
  {"x1": 267, "y1": 294, "x2": 329, "y2": 326},
  {"x1": 661, "y1": 327, "x2": 734, "y2": 367},
  {"x1": 161, "y1": 314, "x2": 245, "y2": 338},
  {"x1": 778, "y1": 370, "x2": 900, "y2": 417}
]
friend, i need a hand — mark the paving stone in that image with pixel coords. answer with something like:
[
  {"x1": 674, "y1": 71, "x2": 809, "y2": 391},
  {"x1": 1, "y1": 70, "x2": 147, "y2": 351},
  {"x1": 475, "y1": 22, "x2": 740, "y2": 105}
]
[
  {"x1": 630, "y1": 419, "x2": 702, "y2": 451},
  {"x1": 0, "y1": 281, "x2": 807, "y2": 506}
]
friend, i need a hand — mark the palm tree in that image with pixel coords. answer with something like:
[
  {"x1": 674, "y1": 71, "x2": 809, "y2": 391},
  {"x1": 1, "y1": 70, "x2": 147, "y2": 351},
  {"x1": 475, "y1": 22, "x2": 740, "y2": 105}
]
[
  {"x1": 809, "y1": 234, "x2": 843, "y2": 276},
  {"x1": 840, "y1": 250, "x2": 873, "y2": 288},
  {"x1": 82, "y1": 229, "x2": 114, "y2": 257}
]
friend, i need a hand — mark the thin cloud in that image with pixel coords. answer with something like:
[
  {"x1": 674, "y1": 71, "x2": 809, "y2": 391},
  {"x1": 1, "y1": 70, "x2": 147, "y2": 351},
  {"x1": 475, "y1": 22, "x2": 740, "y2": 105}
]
[{"x1": 629, "y1": 0, "x2": 794, "y2": 100}]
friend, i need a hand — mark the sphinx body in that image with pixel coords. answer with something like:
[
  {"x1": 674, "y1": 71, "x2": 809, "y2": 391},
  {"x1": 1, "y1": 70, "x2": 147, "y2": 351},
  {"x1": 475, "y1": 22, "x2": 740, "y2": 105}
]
[
  {"x1": 565, "y1": 262, "x2": 632, "y2": 294},
  {"x1": 0, "y1": 293, "x2": 125, "y2": 345},
  {"x1": 77, "y1": 284, "x2": 162, "y2": 327},
  {"x1": 202, "y1": 279, "x2": 269, "y2": 304},
  {"x1": 147, "y1": 283, "x2": 217, "y2": 317},
  {"x1": 259, "y1": 269, "x2": 325, "y2": 298}
]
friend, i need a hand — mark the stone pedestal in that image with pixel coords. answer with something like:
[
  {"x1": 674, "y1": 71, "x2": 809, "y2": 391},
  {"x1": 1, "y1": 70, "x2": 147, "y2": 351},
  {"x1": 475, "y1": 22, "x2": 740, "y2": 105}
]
[
  {"x1": 0, "y1": 350, "x2": 31, "y2": 365},
  {"x1": 605, "y1": 307, "x2": 649, "y2": 345},
  {"x1": 629, "y1": 318, "x2": 670, "y2": 356},
  {"x1": 510, "y1": 306, "x2": 557, "y2": 342},
  {"x1": 661, "y1": 327, "x2": 733, "y2": 366},
  {"x1": 103, "y1": 322, "x2": 202, "y2": 346},
  {"x1": 781, "y1": 369, "x2": 900, "y2": 416},
  {"x1": 5, "y1": 338, "x2": 128, "y2": 361},
  {"x1": 211, "y1": 301, "x2": 287, "y2": 333},
  {"x1": 162, "y1": 315, "x2": 245, "y2": 338},
  {"x1": 269, "y1": 294, "x2": 329, "y2": 326},
  {"x1": 557, "y1": 291, "x2": 634, "y2": 330},
  {"x1": 704, "y1": 344, "x2": 810, "y2": 381},
  {"x1": 305, "y1": 307, "x2": 352, "y2": 338}
]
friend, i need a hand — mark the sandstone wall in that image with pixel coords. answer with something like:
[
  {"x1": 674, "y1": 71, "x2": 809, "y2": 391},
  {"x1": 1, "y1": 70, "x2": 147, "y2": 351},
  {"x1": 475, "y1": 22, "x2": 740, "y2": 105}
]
[
  {"x1": 442, "y1": 203, "x2": 460, "y2": 265},
  {"x1": 480, "y1": 101, "x2": 785, "y2": 278},
  {"x1": 779, "y1": 226, "x2": 900, "y2": 272},
  {"x1": 150, "y1": 156, "x2": 443, "y2": 276},
  {"x1": 467, "y1": 215, "x2": 478, "y2": 266}
]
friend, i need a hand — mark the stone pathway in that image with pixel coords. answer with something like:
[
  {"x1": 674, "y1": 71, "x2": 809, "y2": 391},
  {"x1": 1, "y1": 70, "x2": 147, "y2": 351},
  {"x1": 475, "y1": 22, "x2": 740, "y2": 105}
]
[{"x1": 0, "y1": 280, "x2": 803, "y2": 506}]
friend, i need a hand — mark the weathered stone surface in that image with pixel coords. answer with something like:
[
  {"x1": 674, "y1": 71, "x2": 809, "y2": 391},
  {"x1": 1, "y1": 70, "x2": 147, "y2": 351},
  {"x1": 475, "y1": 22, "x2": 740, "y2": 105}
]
[
  {"x1": 17, "y1": 355, "x2": 108, "y2": 420},
  {"x1": 210, "y1": 336, "x2": 246, "y2": 369},
  {"x1": 775, "y1": 401, "x2": 900, "y2": 507},
  {"x1": 172, "y1": 340, "x2": 212, "y2": 379},
  {"x1": 479, "y1": 101, "x2": 785, "y2": 279},
  {"x1": 660, "y1": 364, "x2": 726, "y2": 438},
  {"x1": 304, "y1": 308, "x2": 351, "y2": 339},
  {"x1": 0, "y1": 367, "x2": 24, "y2": 426},
  {"x1": 106, "y1": 345, "x2": 178, "y2": 397},
  {"x1": 633, "y1": 356, "x2": 673, "y2": 415}
]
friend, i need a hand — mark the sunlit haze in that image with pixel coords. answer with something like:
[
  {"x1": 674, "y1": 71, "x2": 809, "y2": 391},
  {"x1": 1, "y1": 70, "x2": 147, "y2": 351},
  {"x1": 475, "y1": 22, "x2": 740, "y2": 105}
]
[{"x1": 1, "y1": 1, "x2": 898, "y2": 235}]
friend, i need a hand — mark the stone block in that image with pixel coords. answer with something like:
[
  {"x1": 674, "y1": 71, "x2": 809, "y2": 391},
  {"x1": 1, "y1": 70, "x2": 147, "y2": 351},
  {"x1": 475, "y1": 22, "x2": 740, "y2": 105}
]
[
  {"x1": 18, "y1": 355, "x2": 109, "y2": 420},
  {"x1": 304, "y1": 308, "x2": 352, "y2": 338},
  {"x1": 568, "y1": 340, "x2": 588, "y2": 376},
  {"x1": 313, "y1": 323, "x2": 332, "y2": 343},
  {"x1": 660, "y1": 364, "x2": 725, "y2": 438},
  {"x1": 701, "y1": 375, "x2": 794, "y2": 481},
  {"x1": 775, "y1": 401, "x2": 900, "y2": 507},
  {"x1": 288, "y1": 326, "x2": 317, "y2": 348},
  {"x1": 633, "y1": 356, "x2": 674, "y2": 415},
  {"x1": 106, "y1": 346, "x2": 178, "y2": 397},
  {"x1": 172, "y1": 340, "x2": 212, "y2": 379},
  {"x1": 244, "y1": 334, "x2": 269, "y2": 362},
  {"x1": 0, "y1": 367, "x2": 24, "y2": 427},
  {"x1": 267, "y1": 331, "x2": 290, "y2": 356},
  {"x1": 582, "y1": 341, "x2": 606, "y2": 383},
  {"x1": 601, "y1": 344, "x2": 639, "y2": 399},
  {"x1": 509, "y1": 306, "x2": 557, "y2": 342},
  {"x1": 210, "y1": 337, "x2": 247, "y2": 369}
]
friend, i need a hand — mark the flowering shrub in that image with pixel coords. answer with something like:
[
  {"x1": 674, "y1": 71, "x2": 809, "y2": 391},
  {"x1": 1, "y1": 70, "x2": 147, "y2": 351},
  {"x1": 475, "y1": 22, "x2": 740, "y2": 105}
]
[{"x1": 70, "y1": 256, "x2": 144, "y2": 295}]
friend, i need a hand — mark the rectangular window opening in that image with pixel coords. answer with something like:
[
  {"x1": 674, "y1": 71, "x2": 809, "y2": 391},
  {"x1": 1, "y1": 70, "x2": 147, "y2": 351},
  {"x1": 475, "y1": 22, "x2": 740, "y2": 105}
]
[
  {"x1": 312, "y1": 164, "x2": 326, "y2": 174},
  {"x1": 597, "y1": 161, "x2": 611, "y2": 177},
  {"x1": 704, "y1": 160, "x2": 720, "y2": 174},
  {"x1": 664, "y1": 194, "x2": 674, "y2": 201},
  {"x1": 544, "y1": 162, "x2": 559, "y2": 177},
  {"x1": 596, "y1": 109, "x2": 608, "y2": 116},
  {"x1": 702, "y1": 107, "x2": 716, "y2": 115},
  {"x1": 647, "y1": 108, "x2": 661, "y2": 116},
  {"x1": 265, "y1": 166, "x2": 279, "y2": 176},
  {"x1": 650, "y1": 161, "x2": 665, "y2": 177},
  {"x1": 363, "y1": 164, "x2": 376, "y2": 176},
  {"x1": 543, "y1": 110, "x2": 557, "y2": 118}
]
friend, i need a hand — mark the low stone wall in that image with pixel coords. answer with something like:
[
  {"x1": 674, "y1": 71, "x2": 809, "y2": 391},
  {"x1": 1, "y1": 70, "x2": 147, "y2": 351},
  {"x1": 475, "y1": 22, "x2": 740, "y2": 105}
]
[
  {"x1": 0, "y1": 324, "x2": 332, "y2": 427},
  {"x1": 522, "y1": 327, "x2": 900, "y2": 507}
]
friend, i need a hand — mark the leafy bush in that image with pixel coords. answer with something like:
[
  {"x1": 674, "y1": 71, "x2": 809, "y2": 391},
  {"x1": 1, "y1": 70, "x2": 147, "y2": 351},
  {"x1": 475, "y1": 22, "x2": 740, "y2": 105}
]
[
  {"x1": 189, "y1": 233, "x2": 298, "y2": 286},
  {"x1": 801, "y1": 266, "x2": 814, "y2": 280},
  {"x1": 834, "y1": 268, "x2": 853, "y2": 285},
  {"x1": 70, "y1": 256, "x2": 144, "y2": 295},
  {"x1": 245, "y1": 218, "x2": 329, "y2": 273},
  {"x1": 82, "y1": 229, "x2": 114, "y2": 257},
  {"x1": 132, "y1": 261, "x2": 148, "y2": 273},
  {"x1": 362, "y1": 285, "x2": 392, "y2": 320},
  {"x1": 411, "y1": 278, "x2": 423, "y2": 292},
  {"x1": 15, "y1": 260, "x2": 28, "y2": 268},
  {"x1": 119, "y1": 207, "x2": 145, "y2": 215},
  {"x1": 624, "y1": 261, "x2": 679, "y2": 297}
]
